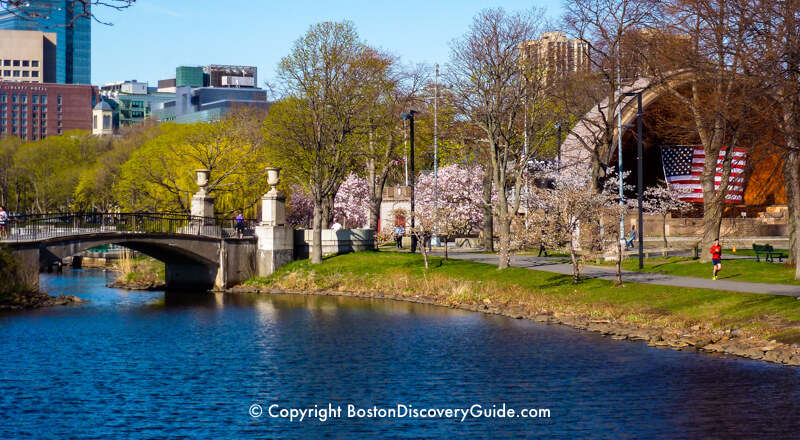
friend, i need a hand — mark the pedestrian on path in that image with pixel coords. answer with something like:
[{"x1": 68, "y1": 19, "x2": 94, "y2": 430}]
[
  {"x1": 394, "y1": 224, "x2": 404, "y2": 249},
  {"x1": 710, "y1": 238, "x2": 722, "y2": 280},
  {"x1": 0, "y1": 205, "x2": 8, "y2": 240},
  {"x1": 625, "y1": 225, "x2": 637, "y2": 249},
  {"x1": 235, "y1": 211, "x2": 245, "y2": 238}
]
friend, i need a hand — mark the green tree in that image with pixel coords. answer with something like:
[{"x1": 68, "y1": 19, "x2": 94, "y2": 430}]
[
  {"x1": 115, "y1": 108, "x2": 269, "y2": 214},
  {"x1": 268, "y1": 21, "x2": 391, "y2": 264}
]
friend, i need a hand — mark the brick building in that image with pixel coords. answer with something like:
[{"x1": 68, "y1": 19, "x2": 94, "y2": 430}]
[{"x1": 0, "y1": 81, "x2": 98, "y2": 140}]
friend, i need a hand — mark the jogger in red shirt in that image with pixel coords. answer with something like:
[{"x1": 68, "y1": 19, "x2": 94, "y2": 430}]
[{"x1": 710, "y1": 238, "x2": 722, "y2": 280}]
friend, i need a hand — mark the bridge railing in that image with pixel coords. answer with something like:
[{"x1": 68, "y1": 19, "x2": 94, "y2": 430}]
[{"x1": 0, "y1": 212, "x2": 256, "y2": 242}]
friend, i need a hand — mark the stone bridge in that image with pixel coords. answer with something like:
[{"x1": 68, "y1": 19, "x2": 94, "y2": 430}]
[
  {"x1": 2, "y1": 213, "x2": 257, "y2": 291},
  {"x1": 2, "y1": 168, "x2": 374, "y2": 292}
]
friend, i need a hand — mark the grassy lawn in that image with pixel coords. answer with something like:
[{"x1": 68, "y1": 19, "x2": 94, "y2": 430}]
[
  {"x1": 601, "y1": 255, "x2": 800, "y2": 285},
  {"x1": 249, "y1": 251, "x2": 800, "y2": 341}
]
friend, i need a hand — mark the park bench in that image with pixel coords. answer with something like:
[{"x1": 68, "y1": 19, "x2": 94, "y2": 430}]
[{"x1": 752, "y1": 244, "x2": 786, "y2": 263}]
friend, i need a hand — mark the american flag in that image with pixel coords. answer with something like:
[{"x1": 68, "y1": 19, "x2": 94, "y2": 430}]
[{"x1": 661, "y1": 145, "x2": 746, "y2": 204}]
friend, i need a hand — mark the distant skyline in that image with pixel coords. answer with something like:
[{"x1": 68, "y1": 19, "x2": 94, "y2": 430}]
[{"x1": 91, "y1": 0, "x2": 563, "y2": 92}]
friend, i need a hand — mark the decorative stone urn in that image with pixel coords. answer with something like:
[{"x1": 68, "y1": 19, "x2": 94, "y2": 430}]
[
  {"x1": 266, "y1": 167, "x2": 282, "y2": 194},
  {"x1": 195, "y1": 169, "x2": 211, "y2": 196}
]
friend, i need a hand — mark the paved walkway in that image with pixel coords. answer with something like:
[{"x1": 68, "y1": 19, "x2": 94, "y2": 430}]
[{"x1": 440, "y1": 252, "x2": 800, "y2": 297}]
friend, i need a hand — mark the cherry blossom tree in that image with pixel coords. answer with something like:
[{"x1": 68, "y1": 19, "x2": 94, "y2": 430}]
[
  {"x1": 525, "y1": 164, "x2": 625, "y2": 283},
  {"x1": 642, "y1": 182, "x2": 691, "y2": 249}
]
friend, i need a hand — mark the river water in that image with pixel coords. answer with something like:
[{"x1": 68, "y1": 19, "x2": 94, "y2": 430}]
[{"x1": 2, "y1": 270, "x2": 800, "y2": 439}]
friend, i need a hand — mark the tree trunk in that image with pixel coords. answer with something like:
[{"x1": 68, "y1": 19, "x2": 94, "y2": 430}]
[
  {"x1": 482, "y1": 165, "x2": 494, "y2": 252},
  {"x1": 662, "y1": 213, "x2": 669, "y2": 250},
  {"x1": 311, "y1": 201, "x2": 323, "y2": 264},
  {"x1": 321, "y1": 194, "x2": 334, "y2": 229},
  {"x1": 498, "y1": 217, "x2": 511, "y2": 269},
  {"x1": 782, "y1": 149, "x2": 800, "y2": 278},
  {"x1": 615, "y1": 235, "x2": 623, "y2": 286},
  {"x1": 569, "y1": 242, "x2": 580, "y2": 284}
]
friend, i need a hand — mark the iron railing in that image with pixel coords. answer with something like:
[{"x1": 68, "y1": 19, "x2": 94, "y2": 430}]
[{"x1": 0, "y1": 212, "x2": 256, "y2": 242}]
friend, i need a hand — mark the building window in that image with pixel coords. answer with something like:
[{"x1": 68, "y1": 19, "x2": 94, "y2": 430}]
[
  {"x1": 57, "y1": 121, "x2": 62, "y2": 127},
  {"x1": 103, "y1": 115, "x2": 111, "y2": 129},
  {"x1": 93, "y1": 115, "x2": 97, "y2": 129},
  {"x1": 12, "y1": 105, "x2": 16, "y2": 111},
  {"x1": 0, "y1": 127, "x2": 5, "y2": 133},
  {"x1": 31, "y1": 71, "x2": 39, "y2": 78},
  {"x1": 31, "y1": 61, "x2": 39, "y2": 67},
  {"x1": 41, "y1": 128, "x2": 46, "y2": 134},
  {"x1": 11, "y1": 127, "x2": 16, "y2": 133},
  {"x1": 22, "y1": 60, "x2": 29, "y2": 67},
  {"x1": 0, "y1": 93, "x2": 4, "y2": 103},
  {"x1": 0, "y1": 119, "x2": 4, "y2": 124},
  {"x1": 3, "y1": 70, "x2": 9, "y2": 76},
  {"x1": 41, "y1": 95, "x2": 47, "y2": 104},
  {"x1": 2, "y1": 60, "x2": 9, "y2": 66},
  {"x1": 20, "y1": 95, "x2": 26, "y2": 104},
  {"x1": 57, "y1": 95, "x2": 62, "y2": 105},
  {"x1": 32, "y1": 105, "x2": 36, "y2": 112},
  {"x1": 21, "y1": 127, "x2": 26, "y2": 134},
  {"x1": 12, "y1": 71, "x2": 19, "y2": 77},
  {"x1": 20, "y1": 135, "x2": 25, "y2": 140},
  {"x1": 41, "y1": 112, "x2": 46, "y2": 119},
  {"x1": 20, "y1": 106, "x2": 26, "y2": 112},
  {"x1": 12, "y1": 119, "x2": 17, "y2": 125},
  {"x1": 12, "y1": 113, "x2": 17, "y2": 119},
  {"x1": 21, "y1": 119, "x2": 26, "y2": 126},
  {"x1": 12, "y1": 60, "x2": 19, "y2": 66},
  {"x1": 11, "y1": 94, "x2": 17, "y2": 103},
  {"x1": 57, "y1": 129, "x2": 61, "y2": 134},
  {"x1": 0, "y1": 105, "x2": 4, "y2": 110},
  {"x1": 32, "y1": 95, "x2": 38, "y2": 104},
  {"x1": 22, "y1": 71, "x2": 29, "y2": 77},
  {"x1": 0, "y1": 112, "x2": 4, "y2": 118},
  {"x1": 58, "y1": 113, "x2": 61, "y2": 120}
]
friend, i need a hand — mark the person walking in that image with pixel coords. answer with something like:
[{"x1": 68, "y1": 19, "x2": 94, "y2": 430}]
[
  {"x1": 625, "y1": 225, "x2": 638, "y2": 249},
  {"x1": 394, "y1": 224, "x2": 404, "y2": 249},
  {"x1": 0, "y1": 206, "x2": 7, "y2": 240},
  {"x1": 710, "y1": 238, "x2": 722, "y2": 280}
]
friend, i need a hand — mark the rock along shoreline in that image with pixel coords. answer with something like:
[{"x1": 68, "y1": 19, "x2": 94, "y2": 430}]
[
  {"x1": 222, "y1": 284, "x2": 800, "y2": 367},
  {"x1": 0, "y1": 291, "x2": 84, "y2": 310}
]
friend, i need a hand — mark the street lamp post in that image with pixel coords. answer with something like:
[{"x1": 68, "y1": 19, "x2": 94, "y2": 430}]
[
  {"x1": 402, "y1": 110, "x2": 418, "y2": 253},
  {"x1": 624, "y1": 91, "x2": 644, "y2": 270}
]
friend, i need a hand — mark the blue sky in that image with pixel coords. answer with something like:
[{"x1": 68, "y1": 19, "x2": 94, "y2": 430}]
[{"x1": 91, "y1": 0, "x2": 563, "y2": 90}]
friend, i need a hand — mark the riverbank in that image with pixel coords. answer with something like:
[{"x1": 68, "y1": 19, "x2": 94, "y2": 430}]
[
  {"x1": 0, "y1": 246, "x2": 83, "y2": 309},
  {"x1": 234, "y1": 251, "x2": 800, "y2": 366},
  {"x1": 105, "y1": 255, "x2": 165, "y2": 291}
]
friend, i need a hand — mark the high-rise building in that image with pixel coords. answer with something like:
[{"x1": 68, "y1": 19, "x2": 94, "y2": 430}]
[
  {"x1": 0, "y1": 1, "x2": 91, "y2": 84},
  {"x1": 519, "y1": 32, "x2": 589, "y2": 84},
  {"x1": 0, "y1": 30, "x2": 57, "y2": 83},
  {"x1": 176, "y1": 66, "x2": 203, "y2": 88}
]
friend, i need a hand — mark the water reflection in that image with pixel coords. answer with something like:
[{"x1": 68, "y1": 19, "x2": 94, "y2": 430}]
[{"x1": 0, "y1": 270, "x2": 799, "y2": 439}]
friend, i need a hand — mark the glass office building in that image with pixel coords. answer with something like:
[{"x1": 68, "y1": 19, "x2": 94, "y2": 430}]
[{"x1": 0, "y1": 1, "x2": 91, "y2": 84}]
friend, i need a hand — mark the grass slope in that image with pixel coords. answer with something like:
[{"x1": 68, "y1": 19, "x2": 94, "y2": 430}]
[{"x1": 250, "y1": 251, "x2": 800, "y2": 342}]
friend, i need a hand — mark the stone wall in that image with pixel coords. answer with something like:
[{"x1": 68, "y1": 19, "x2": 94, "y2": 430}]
[{"x1": 293, "y1": 229, "x2": 375, "y2": 259}]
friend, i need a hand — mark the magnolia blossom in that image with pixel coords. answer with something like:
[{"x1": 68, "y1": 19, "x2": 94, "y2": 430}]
[
  {"x1": 287, "y1": 184, "x2": 314, "y2": 228},
  {"x1": 287, "y1": 174, "x2": 370, "y2": 229},
  {"x1": 334, "y1": 173, "x2": 370, "y2": 228},
  {"x1": 415, "y1": 164, "x2": 486, "y2": 236}
]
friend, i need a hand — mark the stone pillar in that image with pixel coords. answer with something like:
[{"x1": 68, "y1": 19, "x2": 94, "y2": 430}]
[
  {"x1": 189, "y1": 169, "x2": 215, "y2": 235},
  {"x1": 255, "y1": 167, "x2": 294, "y2": 275}
]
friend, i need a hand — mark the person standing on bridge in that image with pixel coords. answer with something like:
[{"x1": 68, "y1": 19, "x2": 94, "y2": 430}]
[
  {"x1": 235, "y1": 211, "x2": 245, "y2": 238},
  {"x1": 710, "y1": 238, "x2": 723, "y2": 280},
  {"x1": 0, "y1": 206, "x2": 8, "y2": 239}
]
